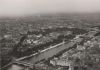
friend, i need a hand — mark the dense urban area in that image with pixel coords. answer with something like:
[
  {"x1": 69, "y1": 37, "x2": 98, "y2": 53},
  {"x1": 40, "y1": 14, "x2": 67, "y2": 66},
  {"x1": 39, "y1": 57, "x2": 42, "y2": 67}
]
[{"x1": 0, "y1": 13, "x2": 100, "y2": 70}]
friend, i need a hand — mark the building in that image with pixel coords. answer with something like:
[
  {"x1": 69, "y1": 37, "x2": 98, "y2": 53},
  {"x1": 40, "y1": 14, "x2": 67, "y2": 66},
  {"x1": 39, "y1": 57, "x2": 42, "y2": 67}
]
[{"x1": 50, "y1": 57, "x2": 82, "y2": 70}]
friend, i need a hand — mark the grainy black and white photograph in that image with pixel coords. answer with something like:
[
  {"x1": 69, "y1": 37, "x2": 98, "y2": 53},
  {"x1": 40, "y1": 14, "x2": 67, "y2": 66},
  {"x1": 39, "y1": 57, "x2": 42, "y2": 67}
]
[{"x1": 0, "y1": 0, "x2": 100, "y2": 70}]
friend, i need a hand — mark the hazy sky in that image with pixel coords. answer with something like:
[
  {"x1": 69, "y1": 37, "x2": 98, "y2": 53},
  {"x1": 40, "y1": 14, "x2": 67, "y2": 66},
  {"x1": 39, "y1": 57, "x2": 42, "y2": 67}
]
[{"x1": 0, "y1": 0, "x2": 100, "y2": 16}]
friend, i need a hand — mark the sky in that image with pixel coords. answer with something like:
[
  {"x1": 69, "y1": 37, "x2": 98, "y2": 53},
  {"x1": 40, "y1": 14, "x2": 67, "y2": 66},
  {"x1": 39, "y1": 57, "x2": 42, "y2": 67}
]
[{"x1": 0, "y1": 0, "x2": 100, "y2": 16}]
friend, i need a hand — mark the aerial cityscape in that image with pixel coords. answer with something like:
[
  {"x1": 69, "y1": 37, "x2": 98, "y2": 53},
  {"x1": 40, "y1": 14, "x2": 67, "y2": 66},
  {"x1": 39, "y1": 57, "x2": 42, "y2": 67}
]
[
  {"x1": 0, "y1": 0, "x2": 100, "y2": 70},
  {"x1": 0, "y1": 13, "x2": 100, "y2": 70}
]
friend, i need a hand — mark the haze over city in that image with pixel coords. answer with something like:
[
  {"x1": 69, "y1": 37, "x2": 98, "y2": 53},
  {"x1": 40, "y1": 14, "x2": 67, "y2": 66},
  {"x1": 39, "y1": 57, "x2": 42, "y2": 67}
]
[{"x1": 0, "y1": 0, "x2": 100, "y2": 16}]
